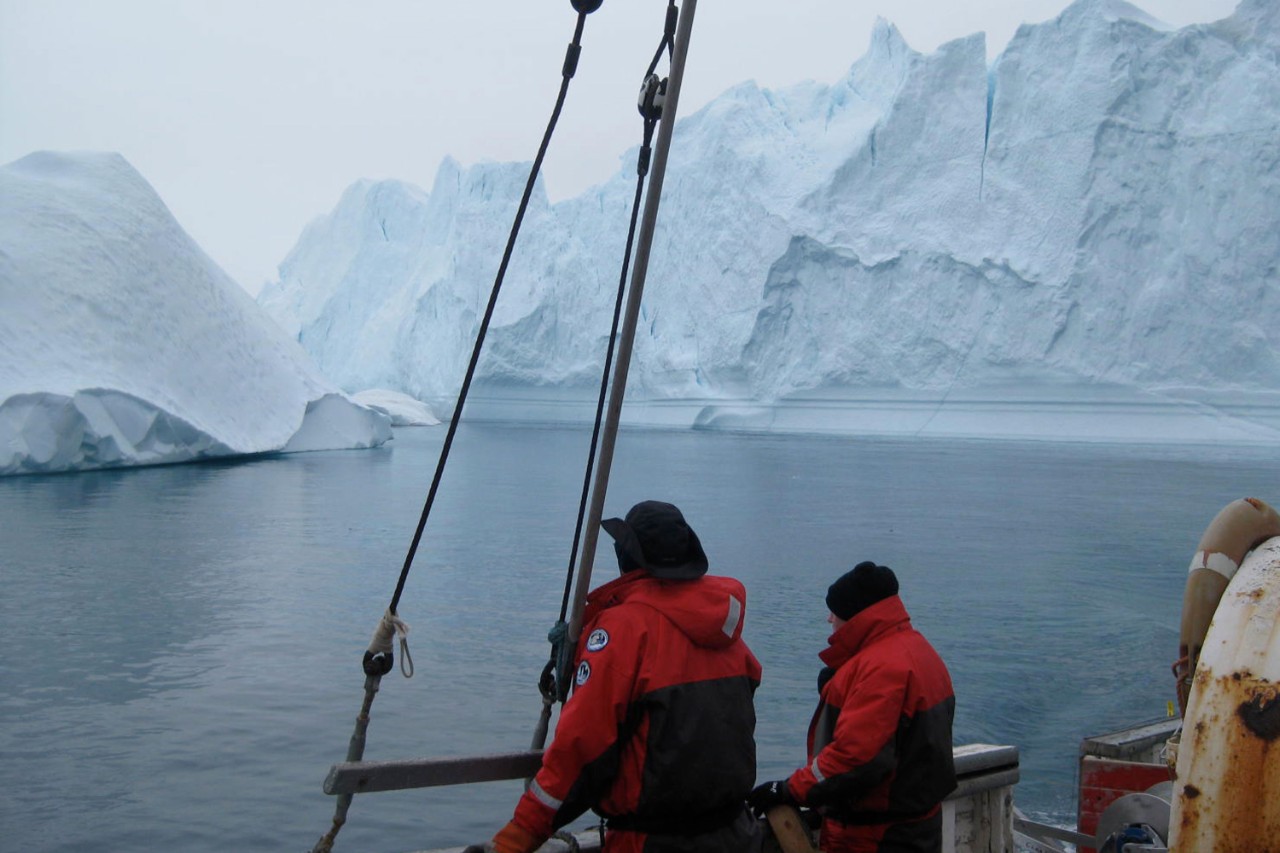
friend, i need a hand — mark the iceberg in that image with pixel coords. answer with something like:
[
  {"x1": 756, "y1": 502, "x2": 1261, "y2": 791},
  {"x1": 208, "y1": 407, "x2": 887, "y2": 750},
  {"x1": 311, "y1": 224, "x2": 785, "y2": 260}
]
[
  {"x1": 0, "y1": 151, "x2": 391, "y2": 476},
  {"x1": 259, "y1": 0, "x2": 1280, "y2": 443},
  {"x1": 351, "y1": 389, "x2": 441, "y2": 427}
]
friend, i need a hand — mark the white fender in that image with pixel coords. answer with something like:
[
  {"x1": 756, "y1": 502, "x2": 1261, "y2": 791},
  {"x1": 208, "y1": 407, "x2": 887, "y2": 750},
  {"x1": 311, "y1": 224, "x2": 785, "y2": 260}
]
[{"x1": 1168, "y1": 523, "x2": 1280, "y2": 851}]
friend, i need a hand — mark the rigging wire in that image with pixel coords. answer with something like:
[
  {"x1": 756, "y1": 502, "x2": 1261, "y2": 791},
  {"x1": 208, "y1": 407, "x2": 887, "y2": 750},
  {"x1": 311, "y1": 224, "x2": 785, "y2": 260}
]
[
  {"x1": 311, "y1": 9, "x2": 598, "y2": 852},
  {"x1": 384, "y1": 8, "x2": 588, "y2": 624},
  {"x1": 538, "y1": 0, "x2": 679, "y2": 718}
]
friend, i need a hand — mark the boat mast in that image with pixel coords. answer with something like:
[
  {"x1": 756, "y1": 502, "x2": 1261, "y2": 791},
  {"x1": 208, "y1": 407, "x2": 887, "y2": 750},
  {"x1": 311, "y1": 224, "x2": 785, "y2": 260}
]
[
  {"x1": 563, "y1": 0, "x2": 699, "y2": 648},
  {"x1": 318, "y1": 0, "x2": 707, "y2": 825}
]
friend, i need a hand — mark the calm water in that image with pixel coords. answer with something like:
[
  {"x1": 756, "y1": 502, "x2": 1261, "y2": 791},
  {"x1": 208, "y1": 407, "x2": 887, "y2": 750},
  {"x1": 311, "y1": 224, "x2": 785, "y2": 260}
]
[{"x1": 3, "y1": 424, "x2": 1279, "y2": 852}]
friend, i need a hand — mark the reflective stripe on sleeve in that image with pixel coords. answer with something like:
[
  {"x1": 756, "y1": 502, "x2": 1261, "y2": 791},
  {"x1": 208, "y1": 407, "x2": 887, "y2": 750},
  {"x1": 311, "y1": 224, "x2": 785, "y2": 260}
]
[
  {"x1": 528, "y1": 779, "x2": 563, "y2": 811},
  {"x1": 722, "y1": 595, "x2": 743, "y2": 638},
  {"x1": 810, "y1": 756, "x2": 826, "y2": 783}
]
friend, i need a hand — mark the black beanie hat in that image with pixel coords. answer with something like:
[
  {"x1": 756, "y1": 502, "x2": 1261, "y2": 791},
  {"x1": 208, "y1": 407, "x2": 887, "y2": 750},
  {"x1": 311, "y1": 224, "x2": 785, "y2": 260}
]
[
  {"x1": 601, "y1": 500, "x2": 709, "y2": 580},
  {"x1": 826, "y1": 561, "x2": 898, "y2": 621}
]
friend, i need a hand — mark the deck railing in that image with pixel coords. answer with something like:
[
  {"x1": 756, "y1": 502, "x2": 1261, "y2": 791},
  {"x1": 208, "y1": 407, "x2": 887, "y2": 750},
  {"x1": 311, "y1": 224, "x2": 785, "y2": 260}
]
[{"x1": 324, "y1": 742, "x2": 1022, "y2": 853}]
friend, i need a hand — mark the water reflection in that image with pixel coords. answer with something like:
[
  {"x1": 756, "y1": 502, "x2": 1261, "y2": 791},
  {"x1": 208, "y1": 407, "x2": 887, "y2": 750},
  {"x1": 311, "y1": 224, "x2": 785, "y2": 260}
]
[{"x1": 2, "y1": 427, "x2": 1279, "y2": 851}]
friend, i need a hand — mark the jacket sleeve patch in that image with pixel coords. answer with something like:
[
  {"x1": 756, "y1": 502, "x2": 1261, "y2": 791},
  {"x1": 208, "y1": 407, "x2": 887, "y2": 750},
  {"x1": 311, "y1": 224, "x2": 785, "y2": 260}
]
[
  {"x1": 575, "y1": 660, "x2": 592, "y2": 686},
  {"x1": 585, "y1": 628, "x2": 609, "y2": 652}
]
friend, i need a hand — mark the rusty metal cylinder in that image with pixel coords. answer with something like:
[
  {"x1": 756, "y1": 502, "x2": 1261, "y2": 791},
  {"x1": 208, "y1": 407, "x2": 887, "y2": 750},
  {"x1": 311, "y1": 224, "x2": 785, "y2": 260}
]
[{"x1": 1169, "y1": 533, "x2": 1280, "y2": 851}]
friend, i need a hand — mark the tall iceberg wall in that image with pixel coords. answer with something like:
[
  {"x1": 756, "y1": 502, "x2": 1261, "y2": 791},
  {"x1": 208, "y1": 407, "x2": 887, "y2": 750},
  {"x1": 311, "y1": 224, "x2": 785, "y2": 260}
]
[{"x1": 260, "y1": 0, "x2": 1280, "y2": 437}]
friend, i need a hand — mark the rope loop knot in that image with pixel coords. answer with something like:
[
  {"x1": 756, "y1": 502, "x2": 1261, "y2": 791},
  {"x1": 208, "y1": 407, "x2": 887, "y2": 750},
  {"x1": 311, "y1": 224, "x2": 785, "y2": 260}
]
[{"x1": 364, "y1": 609, "x2": 414, "y2": 678}]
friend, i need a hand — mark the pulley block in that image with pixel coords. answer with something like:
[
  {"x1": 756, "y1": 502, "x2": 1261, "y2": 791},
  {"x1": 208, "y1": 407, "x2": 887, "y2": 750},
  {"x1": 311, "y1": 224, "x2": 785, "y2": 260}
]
[{"x1": 638, "y1": 73, "x2": 668, "y2": 120}]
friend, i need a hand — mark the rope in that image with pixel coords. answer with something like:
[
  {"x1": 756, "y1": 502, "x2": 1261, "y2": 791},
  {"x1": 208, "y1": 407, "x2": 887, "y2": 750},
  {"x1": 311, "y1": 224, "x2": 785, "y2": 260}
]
[
  {"x1": 388, "y1": 7, "x2": 591, "y2": 617},
  {"x1": 541, "y1": 0, "x2": 678, "y2": 708},
  {"x1": 312, "y1": 675, "x2": 383, "y2": 853},
  {"x1": 368, "y1": 608, "x2": 414, "y2": 678},
  {"x1": 1171, "y1": 654, "x2": 1191, "y2": 717},
  {"x1": 314, "y1": 8, "x2": 598, "y2": 851},
  {"x1": 551, "y1": 829, "x2": 582, "y2": 852}
]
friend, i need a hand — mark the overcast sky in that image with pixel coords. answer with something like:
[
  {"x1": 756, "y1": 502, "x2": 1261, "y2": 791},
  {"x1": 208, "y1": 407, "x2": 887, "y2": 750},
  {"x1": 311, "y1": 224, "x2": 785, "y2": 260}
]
[{"x1": 0, "y1": 0, "x2": 1241, "y2": 294}]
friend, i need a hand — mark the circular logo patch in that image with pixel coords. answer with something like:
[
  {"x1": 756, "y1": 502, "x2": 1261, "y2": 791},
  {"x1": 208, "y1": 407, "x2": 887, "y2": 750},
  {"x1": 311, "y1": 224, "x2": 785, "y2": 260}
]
[
  {"x1": 575, "y1": 661, "x2": 592, "y2": 686},
  {"x1": 586, "y1": 629, "x2": 610, "y2": 652}
]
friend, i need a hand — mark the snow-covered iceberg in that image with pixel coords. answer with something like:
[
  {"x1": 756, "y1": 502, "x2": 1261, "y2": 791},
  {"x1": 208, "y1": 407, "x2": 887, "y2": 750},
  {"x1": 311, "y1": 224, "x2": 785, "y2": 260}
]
[
  {"x1": 260, "y1": 0, "x2": 1280, "y2": 442},
  {"x1": 0, "y1": 151, "x2": 391, "y2": 476},
  {"x1": 351, "y1": 389, "x2": 441, "y2": 426}
]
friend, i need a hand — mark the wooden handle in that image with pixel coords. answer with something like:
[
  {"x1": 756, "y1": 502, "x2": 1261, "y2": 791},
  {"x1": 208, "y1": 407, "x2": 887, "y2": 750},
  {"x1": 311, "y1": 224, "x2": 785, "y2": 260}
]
[{"x1": 766, "y1": 805, "x2": 818, "y2": 853}]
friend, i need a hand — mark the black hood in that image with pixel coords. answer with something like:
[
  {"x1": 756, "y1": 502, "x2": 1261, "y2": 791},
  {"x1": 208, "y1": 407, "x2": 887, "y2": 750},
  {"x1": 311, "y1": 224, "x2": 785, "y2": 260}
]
[{"x1": 601, "y1": 500, "x2": 708, "y2": 580}]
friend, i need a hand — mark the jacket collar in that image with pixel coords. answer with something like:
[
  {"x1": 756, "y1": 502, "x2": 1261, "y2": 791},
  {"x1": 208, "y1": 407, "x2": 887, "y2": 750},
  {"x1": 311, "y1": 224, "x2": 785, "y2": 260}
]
[
  {"x1": 819, "y1": 594, "x2": 911, "y2": 668},
  {"x1": 582, "y1": 570, "x2": 671, "y2": 631},
  {"x1": 582, "y1": 570, "x2": 748, "y2": 650},
  {"x1": 584, "y1": 569, "x2": 651, "y2": 618}
]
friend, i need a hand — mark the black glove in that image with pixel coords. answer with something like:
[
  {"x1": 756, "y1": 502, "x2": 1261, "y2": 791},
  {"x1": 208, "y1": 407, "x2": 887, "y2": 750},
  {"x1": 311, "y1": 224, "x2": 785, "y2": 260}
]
[{"x1": 747, "y1": 778, "x2": 796, "y2": 817}]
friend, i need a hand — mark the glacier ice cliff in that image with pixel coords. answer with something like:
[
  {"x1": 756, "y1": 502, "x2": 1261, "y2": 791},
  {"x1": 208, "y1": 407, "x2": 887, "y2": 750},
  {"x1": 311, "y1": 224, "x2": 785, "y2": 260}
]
[
  {"x1": 259, "y1": 0, "x2": 1280, "y2": 442},
  {"x1": 0, "y1": 151, "x2": 391, "y2": 476}
]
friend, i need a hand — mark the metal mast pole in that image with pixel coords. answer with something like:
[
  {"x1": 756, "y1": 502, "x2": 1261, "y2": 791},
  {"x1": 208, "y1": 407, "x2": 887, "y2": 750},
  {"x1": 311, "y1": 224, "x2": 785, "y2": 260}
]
[{"x1": 565, "y1": 0, "x2": 699, "y2": 645}]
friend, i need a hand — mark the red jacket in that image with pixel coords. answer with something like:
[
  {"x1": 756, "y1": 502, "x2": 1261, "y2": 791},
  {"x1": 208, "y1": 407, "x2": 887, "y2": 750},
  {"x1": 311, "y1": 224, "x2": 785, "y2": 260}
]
[
  {"x1": 512, "y1": 571, "x2": 762, "y2": 852},
  {"x1": 787, "y1": 595, "x2": 955, "y2": 853}
]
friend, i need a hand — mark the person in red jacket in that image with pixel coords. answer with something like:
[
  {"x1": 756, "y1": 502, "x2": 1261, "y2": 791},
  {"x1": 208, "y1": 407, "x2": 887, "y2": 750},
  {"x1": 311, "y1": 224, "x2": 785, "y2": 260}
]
[
  {"x1": 748, "y1": 562, "x2": 956, "y2": 852},
  {"x1": 467, "y1": 500, "x2": 763, "y2": 853}
]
